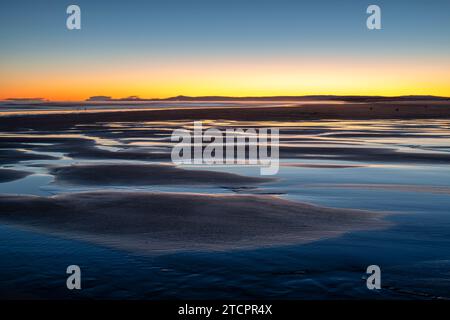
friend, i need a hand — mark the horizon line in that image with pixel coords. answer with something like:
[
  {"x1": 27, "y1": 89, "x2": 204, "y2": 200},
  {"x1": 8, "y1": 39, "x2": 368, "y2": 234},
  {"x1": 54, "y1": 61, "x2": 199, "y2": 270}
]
[{"x1": 2, "y1": 94, "x2": 450, "y2": 104}]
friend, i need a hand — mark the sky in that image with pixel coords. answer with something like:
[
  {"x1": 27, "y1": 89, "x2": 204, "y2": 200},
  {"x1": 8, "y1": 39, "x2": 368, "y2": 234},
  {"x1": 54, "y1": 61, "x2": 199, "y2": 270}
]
[{"x1": 1, "y1": 0, "x2": 450, "y2": 101}]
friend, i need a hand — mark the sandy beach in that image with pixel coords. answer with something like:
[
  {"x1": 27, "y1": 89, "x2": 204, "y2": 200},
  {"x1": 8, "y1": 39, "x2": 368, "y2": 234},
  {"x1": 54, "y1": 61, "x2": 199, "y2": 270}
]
[
  {"x1": 1, "y1": 101, "x2": 450, "y2": 299},
  {"x1": 1, "y1": 101, "x2": 450, "y2": 132},
  {"x1": 0, "y1": 102, "x2": 413, "y2": 253}
]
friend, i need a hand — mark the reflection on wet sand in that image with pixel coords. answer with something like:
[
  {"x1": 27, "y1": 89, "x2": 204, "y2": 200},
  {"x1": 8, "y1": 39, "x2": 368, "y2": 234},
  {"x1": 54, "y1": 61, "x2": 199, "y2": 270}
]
[
  {"x1": 0, "y1": 107, "x2": 450, "y2": 253},
  {"x1": 1, "y1": 104, "x2": 450, "y2": 299},
  {"x1": 0, "y1": 191, "x2": 388, "y2": 253}
]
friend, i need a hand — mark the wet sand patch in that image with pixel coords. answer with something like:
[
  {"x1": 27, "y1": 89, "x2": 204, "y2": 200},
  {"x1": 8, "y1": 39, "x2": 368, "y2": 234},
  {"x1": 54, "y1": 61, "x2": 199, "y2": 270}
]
[
  {"x1": 307, "y1": 183, "x2": 450, "y2": 195},
  {"x1": 281, "y1": 163, "x2": 366, "y2": 169},
  {"x1": 50, "y1": 164, "x2": 274, "y2": 186},
  {"x1": 3, "y1": 136, "x2": 169, "y2": 162},
  {"x1": 0, "y1": 169, "x2": 31, "y2": 183},
  {"x1": 0, "y1": 191, "x2": 390, "y2": 253},
  {"x1": 0, "y1": 149, "x2": 59, "y2": 165},
  {"x1": 280, "y1": 145, "x2": 450, "y2": 164}
]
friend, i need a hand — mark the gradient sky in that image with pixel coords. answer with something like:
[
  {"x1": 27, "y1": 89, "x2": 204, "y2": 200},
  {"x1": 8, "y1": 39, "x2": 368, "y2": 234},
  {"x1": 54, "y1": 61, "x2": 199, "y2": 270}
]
[{"x1": 1, "y1": 0, "x2": 450, "y2": 100}]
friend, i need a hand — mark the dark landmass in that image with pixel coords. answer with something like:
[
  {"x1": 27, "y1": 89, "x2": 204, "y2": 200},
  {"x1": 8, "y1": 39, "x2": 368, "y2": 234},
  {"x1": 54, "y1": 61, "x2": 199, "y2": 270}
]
[
  {"x1": 2, "y1": 95, "x2": 449, "y2": 106},
  {"x1": 85, "y1": 96, "x2": 112, "y2": 101},
  {"x1": 84, "y1": 94, "x2": 450, "y2": 103},
  {"x1": 3, "y1": 98, "x2": 47, "y2": 104}
]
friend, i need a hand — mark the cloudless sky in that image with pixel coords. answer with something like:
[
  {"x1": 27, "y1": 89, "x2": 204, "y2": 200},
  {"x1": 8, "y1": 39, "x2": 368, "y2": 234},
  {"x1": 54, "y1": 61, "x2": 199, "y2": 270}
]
[{"x1": 1, "y1": 0, "x2": 449, "y2": 100}]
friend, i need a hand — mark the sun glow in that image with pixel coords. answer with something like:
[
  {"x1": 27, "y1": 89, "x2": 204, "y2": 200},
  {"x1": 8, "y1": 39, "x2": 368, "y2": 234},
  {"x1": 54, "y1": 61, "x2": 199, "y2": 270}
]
[{"x1": 1, "y1": 55, "x2": 449, "y2": 101}]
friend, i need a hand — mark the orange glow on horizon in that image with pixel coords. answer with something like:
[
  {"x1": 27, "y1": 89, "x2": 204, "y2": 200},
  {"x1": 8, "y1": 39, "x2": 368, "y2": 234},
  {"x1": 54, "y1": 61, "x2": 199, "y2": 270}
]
[{"x1": 1, "y1": 56, "x2": 450, "y2": 101}]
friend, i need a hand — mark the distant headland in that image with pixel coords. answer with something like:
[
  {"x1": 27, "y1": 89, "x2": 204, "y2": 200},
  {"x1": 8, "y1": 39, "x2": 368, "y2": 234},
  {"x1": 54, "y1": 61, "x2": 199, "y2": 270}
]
[{"x1": 85, "y1": 95, "x2": 450, "y2": 103}]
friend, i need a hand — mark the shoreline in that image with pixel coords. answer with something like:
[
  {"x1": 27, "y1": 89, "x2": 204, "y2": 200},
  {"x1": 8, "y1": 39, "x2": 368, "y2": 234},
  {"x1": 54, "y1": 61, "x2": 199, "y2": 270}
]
[{"x1": 1, "y1": 102, "x2": 450, "y2": 131}]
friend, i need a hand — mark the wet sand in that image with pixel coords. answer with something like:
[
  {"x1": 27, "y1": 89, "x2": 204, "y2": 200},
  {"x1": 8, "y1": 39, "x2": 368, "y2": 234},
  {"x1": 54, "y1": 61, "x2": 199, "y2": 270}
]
[
  {"x1": 0, "y1": 191, "x2": 389, "y2": 253},
  {"x1": 1, "y1": 102, "x2": 450, "y2": 132},
  {"x1": 307, "y1": 183, "x2": 450, "y2": 195},
  {"x1": 1, "y1": 127, "x2": 450, "y2": 166},
  {"x1": 0, "y1": 107, "x2": 448, "y2": 299},
  {"x1": 50, "y1": 164, "x2": 274, "y2": 186},
  {"x1": 281, "y1": 163, "x2": 366, "y2": 169},
  {"x1": 279, "y1": 145, "x2": 450, "y2": 164},
  {"x1": 0, "y1": 105, "x2": 447, "y2": 254},
  {"x1": 0, "y1": 149, "x2": 59, "y2": 165},
  {"x1": 0, "y1": 169, "x2": 30, "y2": 183}
]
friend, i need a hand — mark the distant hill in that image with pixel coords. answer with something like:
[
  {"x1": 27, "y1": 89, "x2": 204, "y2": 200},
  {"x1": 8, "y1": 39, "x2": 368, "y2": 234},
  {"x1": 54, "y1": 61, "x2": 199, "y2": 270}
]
[
  {"x1": 85, "y1": 95, "x2": 450, "y2": 103},
  {"x1": 2, "y1": 98, "x2": 48, "y2": 104},
  {"x1": 86, "y1": 96, "x2": 113, "y2": 101}
]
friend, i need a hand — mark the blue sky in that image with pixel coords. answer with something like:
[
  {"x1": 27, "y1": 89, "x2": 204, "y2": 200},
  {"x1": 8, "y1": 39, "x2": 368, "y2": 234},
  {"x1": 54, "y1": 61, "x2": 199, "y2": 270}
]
[
  {"x1": 2, "y1": 0, "x2": 449, "y2": 58},
  {"x1": 1, "y1": 0, "x2": 449, "y2": 99}
]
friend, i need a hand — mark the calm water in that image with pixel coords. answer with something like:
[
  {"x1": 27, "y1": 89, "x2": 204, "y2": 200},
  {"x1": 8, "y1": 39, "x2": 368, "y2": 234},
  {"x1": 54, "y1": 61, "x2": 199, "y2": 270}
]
[{"x1": 0, "y1": 118, "x2": 450, "y2": 299}]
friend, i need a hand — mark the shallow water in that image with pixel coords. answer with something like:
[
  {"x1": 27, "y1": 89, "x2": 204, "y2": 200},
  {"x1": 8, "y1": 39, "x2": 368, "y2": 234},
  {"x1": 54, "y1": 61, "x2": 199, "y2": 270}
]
[
  {"x1": 0, "y1": 118, "x2": 450, "y2": 299},
  {"x1": 0, "y1": 100, "x2": 345, "y2": 114}
]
